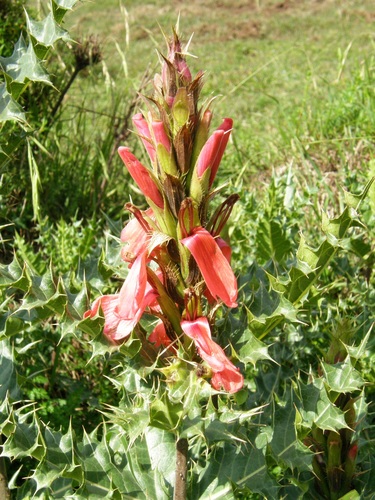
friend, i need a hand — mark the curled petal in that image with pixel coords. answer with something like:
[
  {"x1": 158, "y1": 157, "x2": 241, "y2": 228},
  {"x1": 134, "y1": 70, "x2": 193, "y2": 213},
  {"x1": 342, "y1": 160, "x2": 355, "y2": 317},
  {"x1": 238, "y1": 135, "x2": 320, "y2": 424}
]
[
  {"x1": 181, "y1": 317, "x2": 244, "y2": 393},
  {"x1": 118, "y1": 147, "x2": 164, "y2": 208},
  {"x1": 84, "y1": 254, "x2": 159, "y2": 342},
  {"x1": 216, "y1": 237, "x2": 232, "y2": 262},
  {"x1": 181, "y1": 227, "x2": 237, "y2": 308},
  {"x1": 83, "y1": 294, "x2": 136, "y2": 342},
  {"x1": 121, "y1": 217, "x2": 149, "y2": 262}
]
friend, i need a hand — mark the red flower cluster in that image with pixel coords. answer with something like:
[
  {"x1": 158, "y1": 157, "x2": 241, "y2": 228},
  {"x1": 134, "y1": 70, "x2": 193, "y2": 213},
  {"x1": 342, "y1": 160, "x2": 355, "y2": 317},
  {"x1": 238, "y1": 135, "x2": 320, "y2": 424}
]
[{"x1": 85, "y1": 31, "x2": 243, "y2": 393}]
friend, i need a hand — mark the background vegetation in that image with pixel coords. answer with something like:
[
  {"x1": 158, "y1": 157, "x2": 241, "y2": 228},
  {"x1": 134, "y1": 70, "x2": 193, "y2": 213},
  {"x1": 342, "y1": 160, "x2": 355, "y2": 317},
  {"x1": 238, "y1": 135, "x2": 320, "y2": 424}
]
[{"x1": 1, "y1": 0, "x2": 374, "y2": 498}]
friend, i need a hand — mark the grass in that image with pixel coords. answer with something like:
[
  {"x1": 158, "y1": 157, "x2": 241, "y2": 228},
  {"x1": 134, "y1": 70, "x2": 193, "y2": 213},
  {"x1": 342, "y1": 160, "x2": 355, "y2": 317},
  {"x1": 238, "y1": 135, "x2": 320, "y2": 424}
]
[{"x1": 57, "y1": 0, "x2": 375, "y2": 188}]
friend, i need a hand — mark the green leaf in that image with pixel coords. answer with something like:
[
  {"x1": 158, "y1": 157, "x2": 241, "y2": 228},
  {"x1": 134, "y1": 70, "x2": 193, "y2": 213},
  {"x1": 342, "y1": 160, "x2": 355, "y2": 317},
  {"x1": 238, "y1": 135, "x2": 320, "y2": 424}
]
[
  {"x1": 27, "y1": 140, "x2": 42, "y2": 222},
  {"x1": 256, "y1": 217, "x2": 291, "y2": 263},
  {"x1": 345, "y1": 325, "x2": 373, "y2": 361},
  {"x1": 0, "y1": 339, "x2": 21, "y2": 400},
  {"x1": 150, "y1": 394, "x2": 183, "y2": 431},
  {"x1": 53, "y1": 0, "x2": 80, "y2": 9},
  {"x1": 144, "y1": 427, "x2": 175, "y2": 486},
  {"x1": 321, "y1": 358, "x2": 365, "y2": 393},
  {"x1": 0, "y1": 255, "x2": 30, "y2": 291},
  {"x1": 0, "y1": 34, "x2": 51, "y2": 87},
  {"x1": 233, "y1": 327, "x2": 273, "y2": 365},
  {"x1": 193, "y1": 438, "x2": 279, "y2": 499},
  {"x1": 1, "y1": 403, "x2": 46, "y2": 461},
  {"x1": 269, "y1": 394, "x2": 312, "y2": 472},
  {"x1": 0, "y1": 82, "x2": 26, "y2": 123},
  {"x1": 297, "y1": 378, "x2": 349, "y2": 432},
  {"x1": 25, "y1": 11, "x2": 71, "y2": 47}
]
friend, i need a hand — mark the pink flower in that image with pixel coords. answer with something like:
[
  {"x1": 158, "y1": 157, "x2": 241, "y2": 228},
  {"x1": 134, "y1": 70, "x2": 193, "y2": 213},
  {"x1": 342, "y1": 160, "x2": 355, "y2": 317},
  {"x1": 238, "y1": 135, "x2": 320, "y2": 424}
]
[
  {"x1": 196, "y1": 118, "x2": 233, "y2": 187},
  {"x1": 181, "y1": 227, "x2": 238, "y2": 308},
  {"x1": 120, "y1": 208, "x2": 154, "y2": 263},
  {"x1": 118, "y1": 147, "x2": 164, "y2": 208},
  {"x1": 132, "y1": 113, "x2": 156, "y2": 163},
  {"x1": 181, "y1": 317, "x2": 243, "y2": 393},
  {"x1": 84, "y1": 253, "x2": 158, "y2": 341}
]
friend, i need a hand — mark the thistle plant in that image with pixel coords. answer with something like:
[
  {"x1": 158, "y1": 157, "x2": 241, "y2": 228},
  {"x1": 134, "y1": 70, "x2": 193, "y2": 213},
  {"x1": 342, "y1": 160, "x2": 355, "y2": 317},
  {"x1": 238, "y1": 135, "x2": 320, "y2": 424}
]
[{"x1": 85, "y1": 30, "x2": 244, "y2": 394}]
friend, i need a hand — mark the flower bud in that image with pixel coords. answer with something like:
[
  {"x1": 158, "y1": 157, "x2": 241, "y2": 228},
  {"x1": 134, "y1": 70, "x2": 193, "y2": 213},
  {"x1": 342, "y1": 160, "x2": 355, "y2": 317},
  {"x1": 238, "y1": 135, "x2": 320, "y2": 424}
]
[
  {"x1": 132, "y1": 113, "x2": 156, "y2": 163},
  {"x1": 118, "y1": 147, "x2": 164, "y2": 208}
]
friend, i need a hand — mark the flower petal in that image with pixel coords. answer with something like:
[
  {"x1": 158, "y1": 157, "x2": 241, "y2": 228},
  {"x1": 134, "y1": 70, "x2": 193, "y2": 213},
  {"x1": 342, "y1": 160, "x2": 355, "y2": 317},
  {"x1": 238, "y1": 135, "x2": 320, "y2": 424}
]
[
  {"x1": 118, "y1": 252, "x2": 147, "y2": 319},
  {"x1": 118, "y1": 147, "x2": 164, "y2": 208},
  {"x1": 181, "y1": 227, "x2": 237, "y2": 308},
  {"x1": 181, "y1": 317, "x2": 244, "y2": 393}
]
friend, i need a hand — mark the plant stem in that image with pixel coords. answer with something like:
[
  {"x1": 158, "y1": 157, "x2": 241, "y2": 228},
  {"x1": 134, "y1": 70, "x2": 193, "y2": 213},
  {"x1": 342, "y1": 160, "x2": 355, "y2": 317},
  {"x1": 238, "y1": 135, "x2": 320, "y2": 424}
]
[
  {"x1": 0, "y1": 437, "x2": 10, "y2": 500},
  {"x1": 174, "y1": 437, "x2": 188, "y2": 500},
  {"x1": 49, "y1": 66, "x2": 81, "y2": 124}
]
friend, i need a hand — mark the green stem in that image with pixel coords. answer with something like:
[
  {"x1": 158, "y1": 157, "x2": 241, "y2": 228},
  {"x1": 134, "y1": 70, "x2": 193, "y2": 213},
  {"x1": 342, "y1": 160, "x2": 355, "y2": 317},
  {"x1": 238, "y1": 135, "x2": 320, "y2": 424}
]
[{"x1": 174, "y1": 437, "x2": 188, "y2": 500}]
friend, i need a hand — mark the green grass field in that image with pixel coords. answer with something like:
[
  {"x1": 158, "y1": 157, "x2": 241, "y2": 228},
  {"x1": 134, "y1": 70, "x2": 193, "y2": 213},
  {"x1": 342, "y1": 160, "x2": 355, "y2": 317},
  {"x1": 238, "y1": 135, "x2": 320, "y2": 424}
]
[{"x1": 65, "y1": 0, "x2": 375, "y2": 177}]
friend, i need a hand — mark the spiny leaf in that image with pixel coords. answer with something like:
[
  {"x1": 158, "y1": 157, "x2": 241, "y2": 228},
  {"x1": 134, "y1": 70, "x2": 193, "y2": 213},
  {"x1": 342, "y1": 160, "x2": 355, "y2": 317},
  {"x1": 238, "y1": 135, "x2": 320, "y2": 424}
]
[
  {"x1": 297, "y1": 378, "x2": 349, "y2": 432},
  {"x1": 233, "y1": 327, "x2": 273, "y2": 365},
  {"x1": 0, "y1": 34, "x2": 51, "y2": 87},
  {"x1": 25, "y1": 11, "x2": 71, "y2": 47},
  {"x1": 193, "y1": 437, "x2": 279, "y2": 499},
  {"x1": 1, "y1": 403, "x2": 45, "y2": 460},
  {"x1": 0, "y1": 254, "x2": 30, "y2": 291},
  {"x1": 269, "y1": 393, "x2": 312, "y2": 472},
  {"x1": 0, "y1": 82, "x2": 26, "y2": 123},
  {"x1": 53, "y1": 0, "x2": 80, "y2": 10},
  {"x1": 256, "y1": 217, "x2": 291, "y2": 263},
  {"x1": 144, "y1": 427, "x2": 175, "y2": 486},
  {"x1": 321, "y1": 357, "x2": 365, "y2": 393},
  {"x1": 0, "y1": 339, "x2": 20, "y2": 400}
]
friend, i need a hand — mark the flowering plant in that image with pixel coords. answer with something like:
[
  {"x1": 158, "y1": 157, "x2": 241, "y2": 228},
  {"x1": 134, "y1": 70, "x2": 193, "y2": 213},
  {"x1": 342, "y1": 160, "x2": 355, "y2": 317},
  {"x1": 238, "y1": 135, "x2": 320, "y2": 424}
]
[{"x1": 85, "y1": 30, "x2": 243, "y2": 394}]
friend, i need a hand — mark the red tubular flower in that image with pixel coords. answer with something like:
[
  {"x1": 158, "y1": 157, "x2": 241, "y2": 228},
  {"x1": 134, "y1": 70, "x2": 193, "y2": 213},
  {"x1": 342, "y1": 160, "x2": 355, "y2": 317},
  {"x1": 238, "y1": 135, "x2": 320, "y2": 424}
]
[
  {"x1": 196, "y1": 118, "x2": 233, "y2": 187},
  {"x1": 118, "y1": 147, "x2": 164, "y2": 208},
  {"x1": 181, "y1": 317, "x2": 243, "y2": 393},
  {"x1": 132, "y1": 113, "x2": 156, "y2": 163},
  {"x1": 181, "y1": 227, "x2": 238, "y2": 308},
  {"x1": 84, "y1": 253, "x2": 158, "y2": 342}
]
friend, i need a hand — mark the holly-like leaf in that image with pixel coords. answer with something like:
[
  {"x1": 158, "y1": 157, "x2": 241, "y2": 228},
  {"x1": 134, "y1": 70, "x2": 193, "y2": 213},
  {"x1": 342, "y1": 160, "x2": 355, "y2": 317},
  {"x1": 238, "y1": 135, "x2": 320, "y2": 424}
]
[
  {"x1": 0, "y1": 255, "x2": 30, "y2": 292},
  {"x1": 256, "y1": 217, "x2": 291, "y2": 263},
  {"x1": 269, "y1": 393, "x2": 312, "y2": 472},
  {"x1": 0, "y1": 34, "x2": 51, "y2": 86},
  {"x1": 0, "y1": 82, "x2": 26, "y2": 123},
  {"x1": 53, "y1": 0, "x2": 79, "y2": 9},
  {"x1": 233, "y1": 327, "x2": 273, "y2": 365},
  {"x1": 25, "y1": 11, "x2": 71, "y2": 47},
  {"x1": 297, "y1": 378, "x2": 349, "y2": 432},
  {"x1": 0, "y1": 339, "x2": 20, "y2": 400},
  {"x1": 321, "y1": 357, "x2": 365, "y2": 394},
  {"x1": 144, "y1": 427, "x2": 176, "y2": 486},
  {"x1": 192, "y1": 437, "x2": 279, "y2": 499}
]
